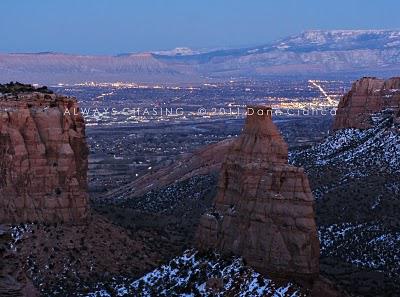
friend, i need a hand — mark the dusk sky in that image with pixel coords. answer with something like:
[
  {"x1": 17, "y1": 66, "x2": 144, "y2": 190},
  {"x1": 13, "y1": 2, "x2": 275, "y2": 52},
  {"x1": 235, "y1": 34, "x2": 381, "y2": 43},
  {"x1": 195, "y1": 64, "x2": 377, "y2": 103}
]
[{"x1": 1, "y1": 0, "x2": 400, "y2": 55}]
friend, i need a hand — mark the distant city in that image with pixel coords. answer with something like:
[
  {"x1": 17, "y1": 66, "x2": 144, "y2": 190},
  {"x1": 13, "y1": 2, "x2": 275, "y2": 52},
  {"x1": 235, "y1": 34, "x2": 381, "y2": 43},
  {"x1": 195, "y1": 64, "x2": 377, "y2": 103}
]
[{"x1": 48, "y1": 78, "x2": 347, "y2": 192}]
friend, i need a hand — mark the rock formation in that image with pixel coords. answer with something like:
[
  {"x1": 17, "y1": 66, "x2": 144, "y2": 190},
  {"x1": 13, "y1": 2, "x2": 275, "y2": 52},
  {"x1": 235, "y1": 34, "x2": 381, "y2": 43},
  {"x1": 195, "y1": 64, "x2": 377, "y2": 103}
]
[
  {"x1": 333, "y1": 77, "x2": 400, "y2": 130},
  {"x1": 0, "y1": 90, "x2": 89, "y2": 223},
  {"x1": 196, "y1": 106, "x2": 320, "y2": 280}
]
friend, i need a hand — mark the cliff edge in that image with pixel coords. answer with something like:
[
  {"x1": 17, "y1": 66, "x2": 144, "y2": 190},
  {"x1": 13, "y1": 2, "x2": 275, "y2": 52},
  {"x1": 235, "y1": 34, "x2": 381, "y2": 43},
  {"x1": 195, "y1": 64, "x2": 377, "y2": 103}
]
[
  {"x1": 333, "y1": 77, "x2": 400, "y2": 130},
  {"x1": 0, "y1": 85, "x2": 89, "y2": 223}
]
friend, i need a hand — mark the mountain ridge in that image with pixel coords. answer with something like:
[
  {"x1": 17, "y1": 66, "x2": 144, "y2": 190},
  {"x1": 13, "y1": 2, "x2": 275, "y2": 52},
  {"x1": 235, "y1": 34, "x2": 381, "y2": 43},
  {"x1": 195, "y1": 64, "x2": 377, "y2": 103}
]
[{"x1": 2, "y1": 30, "x2": 400, "y2": 84}]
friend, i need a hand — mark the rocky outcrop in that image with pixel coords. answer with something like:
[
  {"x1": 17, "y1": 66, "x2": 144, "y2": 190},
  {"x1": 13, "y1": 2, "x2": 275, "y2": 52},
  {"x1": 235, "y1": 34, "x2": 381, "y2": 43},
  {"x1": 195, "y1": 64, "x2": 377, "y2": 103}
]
[
  {"x1": 196, "y1": 106, "x2": 320, "y2": 280},
  {"x1": 333, "y1": 77, "x2": 400, "y2": 130},
  {"x1": 0, "y1": 91, "x2": 89, "y2": 223}
]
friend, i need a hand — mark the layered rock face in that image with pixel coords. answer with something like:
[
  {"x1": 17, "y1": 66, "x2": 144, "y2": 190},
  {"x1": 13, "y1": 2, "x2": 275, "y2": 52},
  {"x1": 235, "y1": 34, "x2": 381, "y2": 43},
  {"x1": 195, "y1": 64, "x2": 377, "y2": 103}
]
[
  {"x1": 197, "y1": 106, "x2": 320, "y2": 280},
  {"x1": 0, "y1": 91, "x2": 89, "y2": 223},
  {"x1": 333, "y1": 77, "x2": 400, "y2": 130}
]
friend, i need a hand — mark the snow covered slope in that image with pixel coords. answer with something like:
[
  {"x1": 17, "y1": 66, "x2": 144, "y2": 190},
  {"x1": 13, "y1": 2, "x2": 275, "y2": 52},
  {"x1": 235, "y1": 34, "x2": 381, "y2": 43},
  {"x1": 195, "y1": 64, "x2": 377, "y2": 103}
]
[
  {"x1": 291, "y1": 109, "x2": 400, "y2": 202},
  {"x1": 290, "y1": 109, "x2": 400, "y2": 295},
  {"x1": 87, "y1": 250, "x2": 305, "y2": 297}
]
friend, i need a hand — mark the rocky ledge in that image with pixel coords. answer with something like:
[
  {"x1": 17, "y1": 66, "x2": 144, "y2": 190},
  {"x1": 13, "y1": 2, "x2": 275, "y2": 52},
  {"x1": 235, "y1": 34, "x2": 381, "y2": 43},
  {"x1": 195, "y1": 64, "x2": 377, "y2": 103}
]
[
  {"x1": 0, "y1": 90, "x2": 89, "y2": 223},
  {"x1": 333, "y1": 77, "x2": 400, "y2": 130}
]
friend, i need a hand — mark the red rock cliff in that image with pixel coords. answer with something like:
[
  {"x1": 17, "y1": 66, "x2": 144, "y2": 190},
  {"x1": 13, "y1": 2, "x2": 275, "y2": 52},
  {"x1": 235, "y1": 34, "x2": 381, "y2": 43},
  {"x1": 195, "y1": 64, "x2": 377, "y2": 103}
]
[
  {"x1": 333, "y1": 77, "x2": 400, "y2": 130},
  {"x1": 196, "y1": 106, "x2": 320, "y2": 280},
  {"x1": 0, "y1": 92, "x2": 89, "y2": 223}
]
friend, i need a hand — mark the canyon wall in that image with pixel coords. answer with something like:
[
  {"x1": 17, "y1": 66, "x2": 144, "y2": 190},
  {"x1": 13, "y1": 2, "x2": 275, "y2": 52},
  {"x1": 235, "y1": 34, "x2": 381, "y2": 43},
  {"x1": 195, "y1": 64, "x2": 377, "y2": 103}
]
[
  {"x1": 0, "y1": 91, "x2": 89, "y2": 223},
  {"x1": 196, "y1": 106, "x2": 320, "y2": 280},
  {"x1": 333, "y1": 77, "x2": 400, "y2": 130}
]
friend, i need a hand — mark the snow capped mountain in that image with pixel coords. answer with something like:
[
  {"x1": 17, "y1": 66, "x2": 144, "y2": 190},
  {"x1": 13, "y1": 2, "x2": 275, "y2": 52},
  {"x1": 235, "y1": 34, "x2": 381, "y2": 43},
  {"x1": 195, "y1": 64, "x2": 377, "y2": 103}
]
[
  {"x1": 2, "y1": 30, "x2": 400, "y2": 83},
  {"x1": 152, "y1": 47, "x2": 202, "y2": 56},
  {"x1": 160, "y1": 29, "x2": 400, "y2": 61},
  {"x1": 275, "y1": 30, "x2": 400, "y2": 51}
]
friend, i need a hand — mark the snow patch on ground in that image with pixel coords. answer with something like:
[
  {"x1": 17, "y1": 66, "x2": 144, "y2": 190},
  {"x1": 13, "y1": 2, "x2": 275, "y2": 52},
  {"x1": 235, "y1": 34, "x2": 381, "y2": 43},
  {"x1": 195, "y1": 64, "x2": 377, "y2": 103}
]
[
  {"x1": 86, "y1": 250, "x2": 305, "y2": 296},
  {"x1": 319, "y1": 223, "x2": 400, "y2": 276}
]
